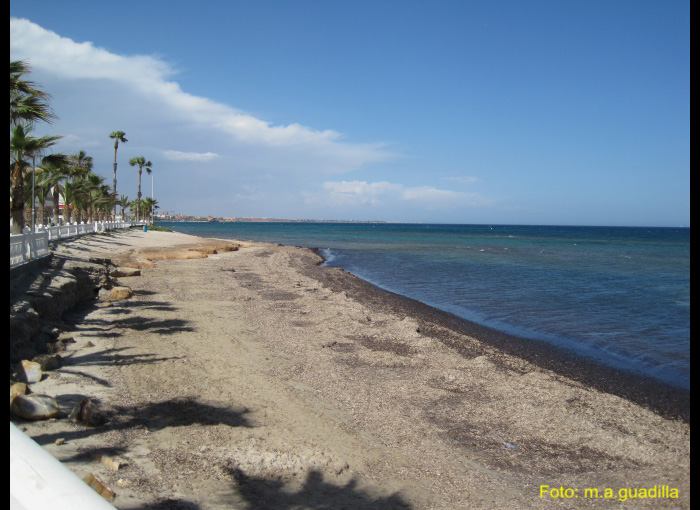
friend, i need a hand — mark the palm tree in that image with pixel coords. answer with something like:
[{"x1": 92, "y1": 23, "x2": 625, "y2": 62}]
[
  {"x1": 23, "y1": 168, "x2": 51, "y2": 226},
  {"x1": 109, "y1": 131, "x2": 127, "y2": 216},
  {"x1": 36, "y1": 156, "x2": 70, "y2": 225},
  {"x1": 93, "y1": 183, "x2": 116, "y2": 222},
  {"x1": 10, "y1": 60, "x2": 55, "y2": 127},
  {"x1": 128, "y1": 156, "x2": 152, "y2": 222},
  {"x1": 68, "y1": 150, "x2": 94, "y2": 180},
  {"x1": 72, "y1": 172, "x2": 111, "y2": 223},
  {"x1": 10, "y1": 124, "x2": 62, "y2": 233},
  {"x1": 129, "y1": 198, "x2": 141, "y2": 222},
  {"x1": 119, "y1": 195, "x2": 130, "y2": 221},
  {"x1": 141, "y1": 197, "x2": 158, "y2": 224},
  {"x1": 62, "y1": 179, "x2": 88, "y2": 225}
]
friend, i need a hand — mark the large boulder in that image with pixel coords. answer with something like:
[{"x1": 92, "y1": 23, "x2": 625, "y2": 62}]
[
  {"x1": 99, "y1": 285, "x2": 134, "y2": 301},
  {"x1": 11, "y1": 394, "x2": 60, "y2": 420},
  {"x1": 33, "y1": 353, "x2": 64, "y2": 371},
  {"x1": 16, "y1": 360, "x2": 43, "y2": 383},
  {"x1": 10, "y1": 382, "x2": 27, "y2": 406}
]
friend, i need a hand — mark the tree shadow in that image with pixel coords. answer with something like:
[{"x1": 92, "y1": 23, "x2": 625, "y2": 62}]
[
  {"x1": 112, "y1": 396, "x2": 253, "y2": 432},
  {"x1": 51, "y1": 444, "x2": 131, "y2": 466},
  {"x1": 52, "y1": 232, "x2": 133, "y2": 252},
  {"x1": 25, "y1": 396, "x2": 253, "y2": 446},
  {"x1": 112, "y1": 316, "x2": 196, "y2": 335},
  {"x1": 64, "y1": 346, "x2": 180, "y2": 369},
  {"x1": 138, "y1": 498, "x2": 202, "y2": 510},
  {"x1": 11, "y1": 254, "x2": 72, "y2": 298},
  {"x1": 66, "y1": 307, "x2": 195, "y2": 338},
  {"x1": 228, "y1": 468, "x2": 412, "y2": 510}
]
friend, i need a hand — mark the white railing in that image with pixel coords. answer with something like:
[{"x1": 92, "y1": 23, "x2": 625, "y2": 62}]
[{"x1": 10, "y1": 220, "x2": 142, "y2": 268}]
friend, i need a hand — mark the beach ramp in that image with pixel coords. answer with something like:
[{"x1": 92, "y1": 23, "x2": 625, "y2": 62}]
[{"x1": 10, "y1": 422, "x2": 116, "y2": 510}]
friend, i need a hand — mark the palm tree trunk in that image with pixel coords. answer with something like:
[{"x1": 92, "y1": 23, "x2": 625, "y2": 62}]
[
  {"x1": 137, "y1": 169, "x2": 142, "y2": 222},
  {"x1": 52, "y1": 187, "x2": 61, "y2": 225},
  {"x1": 113, "y1": 141, "x2": 118, "y2": 217},
  {"x1": 11, "y1": 162, "x2": 25, "y2": 234}
]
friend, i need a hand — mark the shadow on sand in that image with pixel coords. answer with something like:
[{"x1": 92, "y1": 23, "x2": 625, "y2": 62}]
[
  {"x1": 28, "y1": 396, "x2": 253, "y2": 447},
  {"x1": 227, "y1": 467, "x2": 412, "y2": 510}
]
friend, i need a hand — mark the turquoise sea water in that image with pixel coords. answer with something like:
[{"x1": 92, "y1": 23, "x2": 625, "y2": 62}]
[{"x1": 156, "y1": 222, "x2": 690, "y2": 389}]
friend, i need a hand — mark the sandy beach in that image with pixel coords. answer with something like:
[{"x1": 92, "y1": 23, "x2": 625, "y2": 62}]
[{"x1": 11, "y1": 229, "x2": 690, "y2": 509}]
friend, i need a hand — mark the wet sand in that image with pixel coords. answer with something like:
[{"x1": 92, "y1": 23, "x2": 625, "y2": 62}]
[{"x1": 14, "y1": 229, "x2": 690, "y2": 509}]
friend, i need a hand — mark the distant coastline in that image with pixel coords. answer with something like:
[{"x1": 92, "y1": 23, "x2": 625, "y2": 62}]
[{"x1": 155, "y1": 215, "x2": 389, "y2": 224}]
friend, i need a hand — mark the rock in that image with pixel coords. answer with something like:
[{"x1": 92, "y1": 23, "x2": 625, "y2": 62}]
[
  {"x1": 83, "y1": 473, "x2": 116, "y2": 501},
  {"x1": 10, "y1": 382, "x2": 27, "y2": 406},
  {"x1": 33, "y1": 353, "x2": 64, "y2": 371},
  {"x1": 39, "y1": 325, "x2": 60, "y2": 340},
  {"x1": 99, "y1": 285, "x2": 134, "y2": 301},
  {"x1": 11, "y1": 264, "x2": 99, "y2": 361},
  {"x1": 58, "y1": 333, "x2": 76, "y2": 344},
  {"x1": 46, "y1": 340, "x2": 67, "y2": 353},
  {"x1": 17, "y1": 360, "x2": 43, "y2": 383},
  {"x1": 11, "y1": 394, "x2": 60, "y2": 420},
  {"x1": 69, "y1": 398, "x2": 106, "y2": 426},
  {"x1": 110, "y1": 267, "x2": 141, "y2": 278},
  {"x1": 91, "y1": 453, "x2": 129, "y2": 470},
  {"x1": 109, "y1": 286, "x2": 134, "y2": 301}
]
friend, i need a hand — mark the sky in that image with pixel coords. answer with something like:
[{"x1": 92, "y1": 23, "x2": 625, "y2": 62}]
[{"x1": 10, "y1": 1, "x2": 689, "y2": 226}]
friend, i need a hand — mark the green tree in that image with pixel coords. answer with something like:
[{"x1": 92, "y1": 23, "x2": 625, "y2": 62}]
[
  {"x1": 62, "y1": 179, "x2": 88, "y2": 225},
  {"x1": 36, "y1": 155, "x2": 70, "y2": 225},
  {"x1": 109, "y1": 131, "x2": 127, "y2": 216},
  {"x1": 68, "y1": 150, "x2": 94, "y2": 180},
  {"x1": 119, "y1": 195, "x2": 130, "y2": 221},
  {"x1": 10, "y1": 60, "x2": 55, "y2": 127},
  {"x1": 10, "y1": 124, "x2": 61, "y2": 233},
  {"x1": 141, "y1": 197, "x2": 158, "y2": 224},
  {"x1": 128, "y1": 156, "x2": 152, "y2": 222},
  {"x1": 23, "y1": 167, "x2": 51, "y2": 226}
]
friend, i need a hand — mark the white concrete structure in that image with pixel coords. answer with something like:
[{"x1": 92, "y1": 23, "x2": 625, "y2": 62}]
[{"x1": 10, "y1": 422, "x2": 116, "y2": 510}]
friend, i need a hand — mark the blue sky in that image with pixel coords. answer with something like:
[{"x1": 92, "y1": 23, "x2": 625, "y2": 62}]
[{"x1": 10, "y1": 1, "x2": 689, "y2": 226}]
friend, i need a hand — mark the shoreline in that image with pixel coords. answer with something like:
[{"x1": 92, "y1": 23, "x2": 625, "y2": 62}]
[
  {"x1": 12, "y1": 230, "x2": 690, "y2": 509},
  {"x1": 165, "y1": 221, "x2": 689, "y2": 397},
  {"x1": 302, "y1": 250, "x2": 690, "y2": 422},
  {"x1": 230, "y1": 236, "x2": 689, "y2": 422}
]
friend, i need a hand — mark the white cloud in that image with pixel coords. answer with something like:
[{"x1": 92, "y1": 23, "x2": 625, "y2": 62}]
[
  {"x1": 443, "y1": 175, "x2": 482, "y2": 185},
  {"x1": 10, "y1": 18, "x2": 174, "y2": 83},
  {"x1": 10, "y1": 18, "x2": 393, "y2": 172},
  {"x1": 307, "y1": 180, "x2": 496, "y2": 209},
  {"x1": 162, "y1": 150, "x2": 219, "y2": 162},
  {"x1": 11, "y1": 18, "x2": 505, "y2": 222}
]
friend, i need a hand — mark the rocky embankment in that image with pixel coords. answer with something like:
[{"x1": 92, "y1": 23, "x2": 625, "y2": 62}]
[
  {"x1": 11, "y1": 254, "x2": 120, "y2": 362},
  {"x1": 9, "y1": 234, "x2": 238, "y2": 421}
]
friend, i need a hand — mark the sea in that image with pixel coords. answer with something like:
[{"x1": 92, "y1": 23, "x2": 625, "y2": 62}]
[{"x1": 155, "y1": 222, "x2": 690, "y2": 390}]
